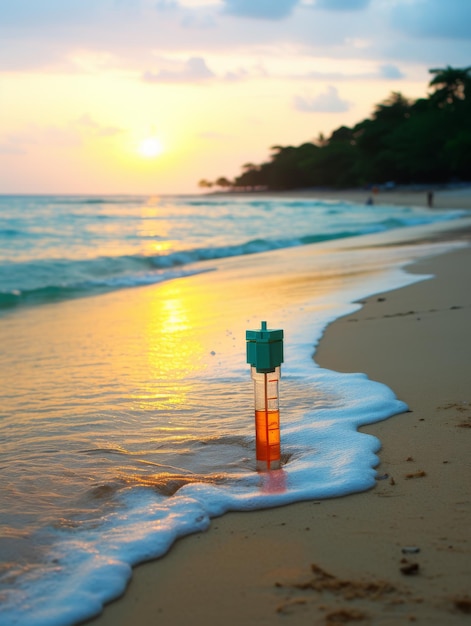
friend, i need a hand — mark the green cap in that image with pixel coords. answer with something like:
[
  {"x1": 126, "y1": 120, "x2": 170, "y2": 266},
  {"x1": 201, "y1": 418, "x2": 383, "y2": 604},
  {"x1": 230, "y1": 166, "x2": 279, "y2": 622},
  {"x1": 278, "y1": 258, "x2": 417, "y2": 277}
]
[{"x1": 246, "y1": 320, "x2": 284, "y2": 373}]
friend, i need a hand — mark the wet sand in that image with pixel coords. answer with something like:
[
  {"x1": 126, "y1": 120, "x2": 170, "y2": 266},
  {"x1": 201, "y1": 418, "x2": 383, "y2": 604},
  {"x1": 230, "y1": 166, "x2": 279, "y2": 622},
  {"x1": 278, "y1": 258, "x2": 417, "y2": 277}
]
[{"x1": 85, "y1": 210, "x2": 471, "y2": 626}]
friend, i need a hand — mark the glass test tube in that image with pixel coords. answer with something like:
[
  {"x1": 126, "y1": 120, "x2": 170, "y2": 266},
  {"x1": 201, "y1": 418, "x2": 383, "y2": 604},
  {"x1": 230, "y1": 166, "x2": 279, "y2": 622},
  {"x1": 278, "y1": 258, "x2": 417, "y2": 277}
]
[
  {"x1": 246, "y1": 320, "x2": 284, "y2": 472},
  {"x1": 251, "y1": 365, "x2": 281, "y2": 471}
]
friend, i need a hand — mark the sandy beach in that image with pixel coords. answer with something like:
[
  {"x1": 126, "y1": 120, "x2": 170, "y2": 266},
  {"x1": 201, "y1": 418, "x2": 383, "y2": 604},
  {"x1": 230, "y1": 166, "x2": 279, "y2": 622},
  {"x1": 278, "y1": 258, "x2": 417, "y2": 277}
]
[
  {"x1": 220, "y1": 184, "x2": 471, "y2": 211},
  {"x1": 81, "y1": 191, "x2": 471, "y2": 626}
]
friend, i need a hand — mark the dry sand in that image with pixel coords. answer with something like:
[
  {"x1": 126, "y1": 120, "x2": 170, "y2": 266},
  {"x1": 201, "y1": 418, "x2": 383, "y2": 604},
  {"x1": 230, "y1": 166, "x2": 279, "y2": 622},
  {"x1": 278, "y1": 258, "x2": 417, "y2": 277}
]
[{"x1": 85, "y1": 199, "x2": 471, "y2": 626}]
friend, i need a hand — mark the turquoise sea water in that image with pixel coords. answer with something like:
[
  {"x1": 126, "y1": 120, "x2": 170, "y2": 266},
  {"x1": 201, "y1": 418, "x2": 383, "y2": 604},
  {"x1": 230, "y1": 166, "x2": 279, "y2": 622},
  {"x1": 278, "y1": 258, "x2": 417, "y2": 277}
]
[
  {"x1": 0, "y1": 194, "x2": 468, "y2": 625},
  {"x1": 1, "y1": 194, "x2": 465, "y2": 311}
]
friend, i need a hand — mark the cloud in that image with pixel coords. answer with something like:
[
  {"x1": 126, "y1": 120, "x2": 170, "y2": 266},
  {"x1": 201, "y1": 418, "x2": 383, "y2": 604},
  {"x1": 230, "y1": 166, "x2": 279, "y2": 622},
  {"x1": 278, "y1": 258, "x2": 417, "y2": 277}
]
[
  {"x1": 298, "y1": 64, "x2": 404, "y2": 81},
  {"x1": 314, "y1": 0, "x2": 370, "y2": 10},
  {"x1": 378, "y1": 64, "x2": 404, "y2": 79},
  {"x1": 143, "y1": 57, "x2": 215, "y2": 83},
  {"x1": 1, "y1": 0, "x2": 470, "y2": 78},
  {"x1": 76, "y1": 114, "x2": 124, "y2": 137},
  {"x1": 223, "y1": 68, "x2": 250, "y2": 81},
  {"x1": 293, "y1": 85, "x2": 351, "y2": 112},
  {"x1": 222, "y1": 0, "x2": 300, "y2": 20},
  {"x1": 391, "y1": 0, "x2": 471, "y2": 40},
  {"x1": 0, "y1": 117, "x2": 123, "y2": 156},
  {"x1": 142, "y1": 56, "x2": 251, "y2": 83},
  {"x1": 0, "y1": 137, "x2": 27, "y2": 155},
  {"x1": 180, "y1": 11, "x2": 218, "y2": 29},
  {"x1": 0, "y1": 125, "x2": 80, "y2": 154},
  {"x1": 155, "y1": 0, "x2": 180, "y2": 11},
  {"x1": 0, "y1": 0, "x2": 99, "y2": 27}
]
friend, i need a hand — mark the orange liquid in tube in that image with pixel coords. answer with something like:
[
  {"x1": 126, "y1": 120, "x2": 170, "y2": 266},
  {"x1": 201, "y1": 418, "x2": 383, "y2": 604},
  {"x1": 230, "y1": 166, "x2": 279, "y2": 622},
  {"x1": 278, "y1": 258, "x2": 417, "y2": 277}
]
[
  {"x1": 255, "y1": 409, "x2": 281, "y2": 464},
  {"x1": 252, "y1": 367, "x2": 281, "y2": 471}
]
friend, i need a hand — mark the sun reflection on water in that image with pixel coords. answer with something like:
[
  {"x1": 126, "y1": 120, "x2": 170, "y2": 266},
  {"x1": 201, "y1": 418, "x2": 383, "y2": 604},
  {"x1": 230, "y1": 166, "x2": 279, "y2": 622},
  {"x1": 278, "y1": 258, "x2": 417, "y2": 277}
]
[
  {"x1": 145, "y1": 282, "x2": 205, "y2": 370},
  {"x1": 127, "y1": 279, "x2": 213, "y2": 421}
]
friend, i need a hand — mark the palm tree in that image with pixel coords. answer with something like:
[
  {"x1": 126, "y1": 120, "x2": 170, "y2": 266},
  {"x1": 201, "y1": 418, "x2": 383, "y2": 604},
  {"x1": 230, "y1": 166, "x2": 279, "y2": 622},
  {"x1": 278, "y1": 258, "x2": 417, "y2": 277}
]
[
  {"x1": 429, "y1": 65, "x2": 471, "y2": 106},
  {"x1": 241, "y1": 162, "x2": 258, "y2": 172},
  {"x1": 198, "y1": 179, "x2": 213, "y2": 189},
  {"x1": 215, "y1": 176, "x2": 232, "y2": 189},
  {"x1": 373, "y1": 92, "x2": 411, "y2": 122}
]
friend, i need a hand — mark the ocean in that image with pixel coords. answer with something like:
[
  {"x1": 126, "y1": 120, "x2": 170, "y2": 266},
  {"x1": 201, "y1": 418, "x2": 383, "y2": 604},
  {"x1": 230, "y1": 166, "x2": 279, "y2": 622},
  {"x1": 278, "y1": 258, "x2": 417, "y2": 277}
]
[{"x1": 0, "y1": 193, "x2": 468, "y2": 625}]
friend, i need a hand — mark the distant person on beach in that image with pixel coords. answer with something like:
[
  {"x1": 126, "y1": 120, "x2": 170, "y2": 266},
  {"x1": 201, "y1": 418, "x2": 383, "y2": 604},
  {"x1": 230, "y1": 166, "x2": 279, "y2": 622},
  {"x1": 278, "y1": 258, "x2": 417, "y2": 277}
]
[
  {"x1": 366, "y1": 196, "x2": 374, "y2": 205},
  {"x1": 427, "y1": 190, "x2": 434, "y2": 208}
]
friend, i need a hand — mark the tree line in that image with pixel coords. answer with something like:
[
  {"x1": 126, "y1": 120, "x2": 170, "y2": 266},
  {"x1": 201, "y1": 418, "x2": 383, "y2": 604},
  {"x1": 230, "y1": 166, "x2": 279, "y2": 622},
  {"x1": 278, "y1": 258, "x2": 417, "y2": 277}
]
[{"x1": 199, "y1": 66, "x2": 471, "y2": 192}]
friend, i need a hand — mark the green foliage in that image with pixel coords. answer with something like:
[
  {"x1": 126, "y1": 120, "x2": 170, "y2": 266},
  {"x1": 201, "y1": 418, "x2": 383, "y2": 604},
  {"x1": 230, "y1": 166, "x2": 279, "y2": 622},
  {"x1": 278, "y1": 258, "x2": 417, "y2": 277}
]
[{"x1": 207, "y1": 66, "x2": 471, "y2": 191}]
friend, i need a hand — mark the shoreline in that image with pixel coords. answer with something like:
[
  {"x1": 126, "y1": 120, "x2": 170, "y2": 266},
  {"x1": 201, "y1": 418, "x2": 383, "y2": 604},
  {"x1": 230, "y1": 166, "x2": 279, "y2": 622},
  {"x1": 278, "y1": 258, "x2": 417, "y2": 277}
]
[
  {"x1": 211, "y1": 184, "x2": 471, "y2": 210},
  {"x1": 85, "y1": 233, "x2": 471, "y2": 623}
]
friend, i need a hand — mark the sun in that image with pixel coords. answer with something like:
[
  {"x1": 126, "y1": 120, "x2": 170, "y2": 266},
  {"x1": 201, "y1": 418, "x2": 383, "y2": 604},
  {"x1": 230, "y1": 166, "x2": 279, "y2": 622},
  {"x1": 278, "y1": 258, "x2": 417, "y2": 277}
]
[{"x1": 138, "y1": 136, "x2": 164, "y2": 158}]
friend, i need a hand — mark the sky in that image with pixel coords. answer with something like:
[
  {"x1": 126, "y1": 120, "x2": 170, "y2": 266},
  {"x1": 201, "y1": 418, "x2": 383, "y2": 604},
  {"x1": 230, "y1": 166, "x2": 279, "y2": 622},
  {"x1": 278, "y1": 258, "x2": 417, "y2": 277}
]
[{"x1": 1, "y1": 0, "x2": 470, "y2": 194}]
